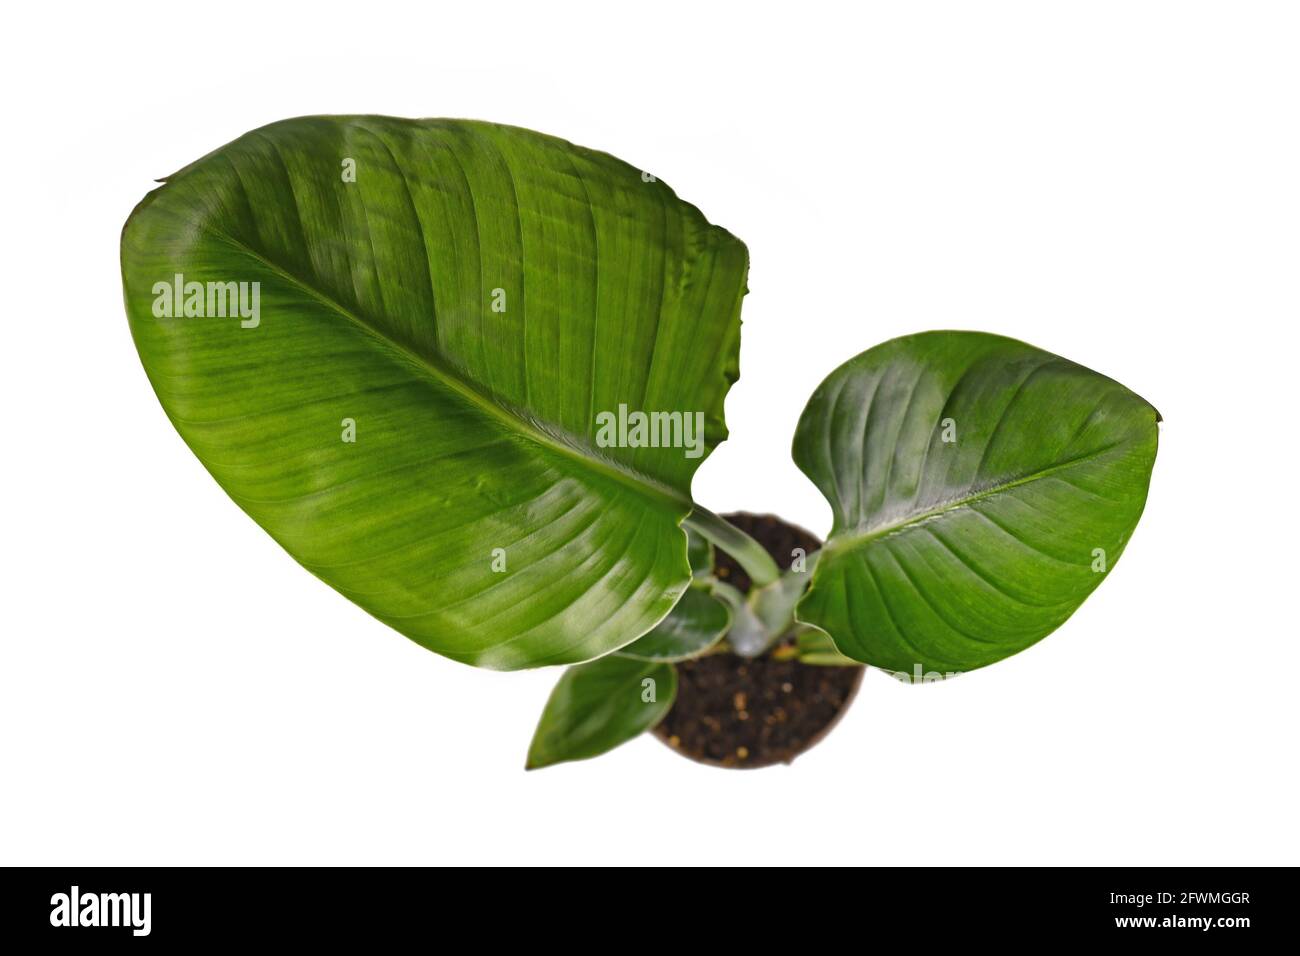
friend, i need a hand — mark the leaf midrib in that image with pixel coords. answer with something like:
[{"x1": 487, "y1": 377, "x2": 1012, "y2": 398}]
[
  {"x1": 823, "y1": 440, "x2": 1124, "y2": 555},
  {"x1": 195, "y1": 219, "x2": 692, "y2": 512}
]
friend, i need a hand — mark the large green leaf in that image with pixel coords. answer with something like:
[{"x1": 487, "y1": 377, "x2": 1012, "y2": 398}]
[
  {"x1": 793, "y1": 331, "x2": 1159, "y2": 674},
  {"x1": 526, "y1": 655, "x2": 676, "y2": 769},
  {"x1": 120, "y1": 116, "x2": 747, "y2": 670}
]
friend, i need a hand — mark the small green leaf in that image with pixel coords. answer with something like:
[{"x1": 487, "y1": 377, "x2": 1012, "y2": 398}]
[
  {"x1": 526, "y1": 656, "x2": 676, "y2": 769},
  {"x1": 794, "y1": 626, "x2": 860, "y2": 667},
  {"x1": 618, "y1": 585, "x2": 731, "y2": 662},
  {"x1": 793, "y1": 331, "x2": 1159, "y2": 675}
]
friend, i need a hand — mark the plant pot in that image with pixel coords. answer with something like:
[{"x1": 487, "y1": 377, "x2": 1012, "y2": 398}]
[{"x1": 652, "y1": 512, "x2": 864, "y2": 768}]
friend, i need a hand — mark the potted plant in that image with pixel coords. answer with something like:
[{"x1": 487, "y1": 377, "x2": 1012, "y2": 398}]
[{"x1": 120, "y1": 116, "x2": 1160, "y2": 770}]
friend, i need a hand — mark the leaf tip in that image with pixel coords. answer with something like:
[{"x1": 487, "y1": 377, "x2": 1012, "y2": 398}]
[{"x1": 524, "y1": 741, "x2": 552, "y2": 771}]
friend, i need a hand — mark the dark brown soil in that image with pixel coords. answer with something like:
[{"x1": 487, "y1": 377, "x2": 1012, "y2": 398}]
[{"x1": 653, "y1": 513, "x2": 864, "y2": 769}]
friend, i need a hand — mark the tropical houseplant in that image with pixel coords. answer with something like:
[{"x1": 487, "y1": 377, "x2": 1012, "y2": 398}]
[{"x1": 120, "y1": 116, "x2": 1160, "y2": 770}]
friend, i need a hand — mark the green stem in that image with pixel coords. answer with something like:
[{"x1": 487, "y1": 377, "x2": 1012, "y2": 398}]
[
  {"x1": 749, "y1": 548, "x2": 820, "y2": 644},
  {"x1": 707, "y1": 578, "x2": 769, "y2": 658},
  {"x1": 683, "y1": 506, "x2": 781, "y2": 588}
]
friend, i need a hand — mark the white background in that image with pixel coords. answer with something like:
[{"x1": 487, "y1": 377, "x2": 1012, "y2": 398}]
[{"x1": 3, "y1": 1, "x2": 1297, "y2": 866}]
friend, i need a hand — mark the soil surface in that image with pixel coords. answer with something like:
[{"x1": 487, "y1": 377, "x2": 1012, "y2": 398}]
[{"x1": 653, "y1": 513, "x2": 864, "y2": 768}]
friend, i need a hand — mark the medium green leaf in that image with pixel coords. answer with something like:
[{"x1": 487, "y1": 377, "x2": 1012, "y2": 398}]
[
  {"x1": 120, "y1": 116, "x2": 748, "y2": 670},
  {"x1": 618, "y1": 585, "x2": 731, "y2": 662},
  {"x1": 526, "y1": 656, "x2": 676, "y2": 769},
  {"x1": 793, "y1": 331, "x2": 1159, "y2": 674}
]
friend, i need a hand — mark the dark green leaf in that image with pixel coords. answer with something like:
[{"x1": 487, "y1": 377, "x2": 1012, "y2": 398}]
[
  {"x1": 526, "y1": 655, "x2": 676, "y2": 769},
  {"x1": 793, "y1": 331, "x2": 1159, "y2": 674}
]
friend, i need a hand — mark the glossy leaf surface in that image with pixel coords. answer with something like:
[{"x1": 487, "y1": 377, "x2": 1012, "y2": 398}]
[
  {"x1": 120, "y1": 116, "x2": 748, "y2": 669},
  {"x1": 526, "y1": 655, "x2": 676, "y2": 769},
  {"x1": 617, "y1": 585, "x2": 731, "y2": 662},
  {"x1": 793, "y1": 331, "x2": 1159, "y2": 674}
]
